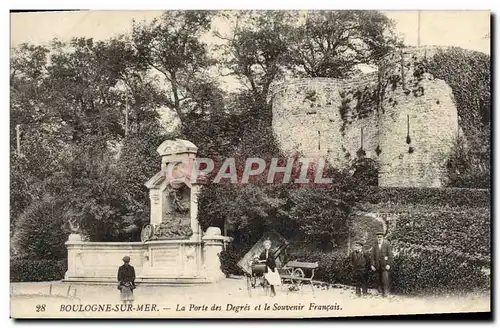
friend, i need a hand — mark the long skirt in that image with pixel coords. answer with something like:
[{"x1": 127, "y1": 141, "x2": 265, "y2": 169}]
[
  {"x1": 120, "y1": 286, "x2": 135, "y2": 302},
  {"x1": 264, "y1": 267, "x2": 281, "y2": 286}
]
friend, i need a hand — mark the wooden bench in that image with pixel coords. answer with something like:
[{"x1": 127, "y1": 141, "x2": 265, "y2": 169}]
[{"x1": 280, "y1": 261, "x2": 319, "y2": 294}]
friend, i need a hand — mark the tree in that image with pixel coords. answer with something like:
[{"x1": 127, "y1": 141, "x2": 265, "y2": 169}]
[
  {"x1": 10, "y1": 42, "x2": 70, "y2": 229},
  {"x1": 113, "y1": 128, "x2": 167, "y2": 241},
  {"x1": 183, "y1": 108, "x2": 244, "y2": 158},
  {"x1": 289, "y1": 10, "x2": 399, "y2": 78},
  {"x1": 10, "y1": 43, "x2": 50, "y2": 141},
  {"x1": 198, "y1": 183, "x2": 287, "y2": 234},
  {"x1": 131, "y1": 11, "x2": 242, "y2": 158},
  {"x1": 216, "y1": 11, "x2": 297, "y2": 108},
  {"x1": 287, "y1": 169, "x2": 361, "y2": 251},
  {"x1": 132, "y1": 11, "x2": 218, "y2": 131},
  {"x1": 105, "y1": 36, "x2": 165, "y2": 135},
  {"x1": 45, "y1": 38, "x2": 130, "y2": 144},
  {"x1": 10, "y1": 36, "x2": 166, "y2": 244}
]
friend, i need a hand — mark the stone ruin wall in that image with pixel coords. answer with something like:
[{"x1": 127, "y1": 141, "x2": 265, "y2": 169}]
[{"x1": 271, "y1": 46, "x2": 459, "y2": 187}]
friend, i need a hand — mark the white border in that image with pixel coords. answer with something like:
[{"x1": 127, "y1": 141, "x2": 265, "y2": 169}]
[{"x1": 2, "y1": 1, "x2": 497, "y2": 327}]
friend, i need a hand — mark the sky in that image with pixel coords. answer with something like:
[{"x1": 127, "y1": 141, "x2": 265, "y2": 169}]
[
  {"x1": 9, "y1": 10, "x2": 491, "y2": 130},
  {"x1": 10, "y1": 10, "x2": 491, "y2": 54}
]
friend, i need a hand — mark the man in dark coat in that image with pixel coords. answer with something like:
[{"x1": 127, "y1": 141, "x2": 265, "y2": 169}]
[
  {"x1": 117, "y1": 256, "x2": 136, "y2": 303},
  {"x1": 351, "y1": 241, "x2": 370, "y2": 296},
  {"x1": 370, "y1": 232, "x2": 393, "y2": 297}
]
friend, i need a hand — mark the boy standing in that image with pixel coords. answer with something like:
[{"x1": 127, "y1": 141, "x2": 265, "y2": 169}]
[
  {"x1": 351, "y1": 241, "x2": 369, "y2": 296},
  {"x1": 117, "y1": 256, "x2": 136, "y2": 304}
]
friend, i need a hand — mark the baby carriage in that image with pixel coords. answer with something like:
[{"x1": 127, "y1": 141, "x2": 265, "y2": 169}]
[{"x1": 237, "y1": 231, "x2": 289, "y2": 297}]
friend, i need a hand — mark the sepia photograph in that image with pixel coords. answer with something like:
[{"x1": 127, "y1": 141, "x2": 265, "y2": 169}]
[{"x1": 9, "y1": 9, "x2": 491, "y2": 319}]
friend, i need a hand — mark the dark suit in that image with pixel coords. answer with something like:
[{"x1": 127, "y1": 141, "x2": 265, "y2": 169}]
[
  {"x1": 259, "y1": 250, "x2": 277, "y2": 273},
  {"x1": 371, "y1": 239, "x2": 393, "y2": 296},
  {"x1": 351, "y1": 250, "x2": 370, "y2": 295},
  {"x1": 117, "y1": 264, "x2": 136, "y2": 288}
]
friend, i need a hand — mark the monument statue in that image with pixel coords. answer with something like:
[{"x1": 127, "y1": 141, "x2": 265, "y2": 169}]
[
  {"x1": 67, "y1": 218, "x2": 80, "y2": 234},
  {"x1": 66, "y1": 217, "x2": 83, "y2": 241}
]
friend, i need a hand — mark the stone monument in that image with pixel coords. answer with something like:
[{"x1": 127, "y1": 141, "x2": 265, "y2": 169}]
[
  {"x1": 63, "y1": 139, "x2": 231, "y2": 284},
  {"x1": 142, "y1": 139, "x2": 201, "y2": 242}
]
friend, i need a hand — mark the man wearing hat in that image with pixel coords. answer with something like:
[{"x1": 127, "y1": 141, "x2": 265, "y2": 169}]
[
  {"x1": 117, "y1": 256, "x2": 136, "y2": 304},
  {"x1": 351, "y1": 241, "x2": 370, "y2": 296},
  {"x1": 370, "y1": 231, "x2": 393, "y2": 297}
]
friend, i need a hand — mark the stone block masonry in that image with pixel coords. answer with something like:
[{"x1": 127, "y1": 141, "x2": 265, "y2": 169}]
[{"x1": 271, "y1": 46, "x2": 459, "y2": 187}]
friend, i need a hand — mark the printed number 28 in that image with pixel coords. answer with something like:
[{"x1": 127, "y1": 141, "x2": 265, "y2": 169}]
[{"x1": 36, "y1": 304, "x2": 46, "y2": 312}]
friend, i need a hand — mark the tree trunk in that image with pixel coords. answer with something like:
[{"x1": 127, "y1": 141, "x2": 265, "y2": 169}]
[
  {"x1": 346, "y1": 231, "x2": 351, "y2": 256},
  {"x1": 400, "y1": 49, "x2": 406, "y2": 90}
]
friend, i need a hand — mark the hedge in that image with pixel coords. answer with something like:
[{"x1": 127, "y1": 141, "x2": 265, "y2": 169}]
[
  {"x1": 215, "y1": 185, "x2": 491, "y2": 295},
  {"x1": 11, "y1": 259, "x2": 67, "y2": 282},
  {"x1": 359, "y1": 187, "x2": 490, "y2": 208},
  {"x1": 288, "y1": 245, "x2": 489, "y2": 295},
  {"x1": 389, "y1": 209, "x2": 490, "y2": 261},
  {"x1": 390, "y1": 242, "x2": 490, "y2": 294}
]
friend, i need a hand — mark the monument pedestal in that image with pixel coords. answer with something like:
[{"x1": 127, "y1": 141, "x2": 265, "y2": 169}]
[
  {"x1": 64, "y1": 229, "x2": 231, "y2": 285},
  {"x1": 202, "y1": 229, "x2": 228, "y2": 282},
  {"x1": 140, "y1": 240, "x2": 204, "y2": 284}
]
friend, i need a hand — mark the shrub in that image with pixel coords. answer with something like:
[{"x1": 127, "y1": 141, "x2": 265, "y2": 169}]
[
  {"x1": 219, "y1": 244, "x2": 246, "y2": 277},
  {"x1": 350, "y1": 213, "x2": 385, "y2": 246},
  {"x1": 351, "y1": 157, "x2": 379, "y2": 186},
  {"x1": 11, "y1": 198, "x2": 68, "y2": 260},
  {"x1": 10, "y1": 259, "x2": 67, "y2": 282},
  {"x1": 446, "y1": 133, "x2": 490, "y2": 189},
  {"x1": 288, "y1": 188, "x2": 352, "y2": 251},
  {"x1": 287, "y1": 247, "x2": 379, "y2": 288},
  {"x1": 448, "y1": 170, "x2": 491, "y2": 189},
  {"x1": 304, "y1": 250, "x2": 356, "y2": 286}
]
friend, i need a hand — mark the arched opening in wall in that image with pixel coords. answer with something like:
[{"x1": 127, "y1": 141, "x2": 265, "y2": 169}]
[{"x1": 351, "y1": 158, "x2": 379, "y2": 186}]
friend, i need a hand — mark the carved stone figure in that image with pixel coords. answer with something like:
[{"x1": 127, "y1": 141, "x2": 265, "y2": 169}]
[
  {"x1": 67, "y1": 218, "x2": 81, "y2": 234},
  {"x1": 169, "y1": 188, "x2": 189, "y2": 214},
  {"x1": 141, "y1": 224, "x2": 154, "y2": 242}
]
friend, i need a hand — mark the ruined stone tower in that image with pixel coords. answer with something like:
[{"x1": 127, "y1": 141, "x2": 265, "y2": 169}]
[{"x1": 271, "y1": 46, "x2": 459, "y2": 187}]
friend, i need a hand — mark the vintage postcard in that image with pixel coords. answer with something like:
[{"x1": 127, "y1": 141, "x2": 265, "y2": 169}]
[{"x1": 10, "y1": 10, "x2": 491, "y2": 319}]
